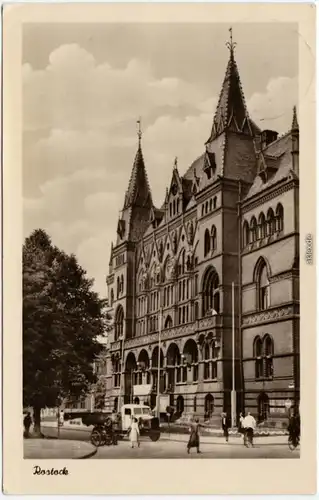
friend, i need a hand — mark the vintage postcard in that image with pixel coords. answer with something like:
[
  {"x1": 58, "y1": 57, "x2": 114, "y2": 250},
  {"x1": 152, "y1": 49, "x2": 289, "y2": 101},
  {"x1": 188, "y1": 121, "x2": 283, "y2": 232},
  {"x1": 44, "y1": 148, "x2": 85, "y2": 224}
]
[{"x1": 2, "y1": 2, "x2": 316, "y2": 495}]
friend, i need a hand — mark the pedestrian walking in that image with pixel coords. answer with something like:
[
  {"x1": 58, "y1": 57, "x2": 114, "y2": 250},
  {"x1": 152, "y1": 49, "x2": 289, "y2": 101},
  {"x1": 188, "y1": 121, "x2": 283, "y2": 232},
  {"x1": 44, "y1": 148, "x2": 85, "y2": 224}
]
[
  {"x1": 221, "y1": 412, "x2": 230, "y2": 442},
  {"x1": 23, "y1": 412, "x2": 32, "y2": 438},
  {"x1": 238, "y1": 412, "x2": 245, "y2": 440},
  {"x1": 128, "y1": 417, "x2": 140, "y2": 449},
  {"x1": 187, "y1": 418, "x2": 201, "y2": 454},
  {"x1": 288, "y1": 411, "x2": 300, "y2": 448}
]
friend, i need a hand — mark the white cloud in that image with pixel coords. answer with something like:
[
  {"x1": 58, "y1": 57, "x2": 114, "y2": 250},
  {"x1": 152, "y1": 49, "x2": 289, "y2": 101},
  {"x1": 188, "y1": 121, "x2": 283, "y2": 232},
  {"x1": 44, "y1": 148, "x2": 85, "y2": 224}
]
[
  {"x1": 23, "y1": 44, "x2": 206, "y2": 132},
  {"x1": 248, "y1": 76, "x2": 298, "y2": 133},
  {"x1": 23, "y1": 43, "x2": 297, "y2": 297}
]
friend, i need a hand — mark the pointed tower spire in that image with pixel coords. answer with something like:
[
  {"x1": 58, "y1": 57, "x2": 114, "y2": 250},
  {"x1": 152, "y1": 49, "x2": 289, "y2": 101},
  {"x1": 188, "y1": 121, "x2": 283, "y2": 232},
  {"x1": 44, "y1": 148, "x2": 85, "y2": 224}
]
[
  {"x1": 123, "y1": 119, "x2": 152, "y2": 210},
  {"x1": 291, "y1": 105, "x2": 299, "y2": 131},
  {"x1": 207, "y1": 28, "x2": 255, "y2": 143},
  {"x1": 109, "y1": 242, "x2": 113, "y2": 266},
  {"x1": 291, "y1": 106, "x2": 299, "y2": 176}
]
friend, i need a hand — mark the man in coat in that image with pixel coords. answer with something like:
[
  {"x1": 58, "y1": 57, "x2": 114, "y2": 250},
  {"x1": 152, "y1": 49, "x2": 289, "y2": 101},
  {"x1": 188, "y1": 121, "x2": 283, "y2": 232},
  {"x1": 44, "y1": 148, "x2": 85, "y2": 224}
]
[{"x1": 221, "y1": 412, "x2": 230, "y2": 442}]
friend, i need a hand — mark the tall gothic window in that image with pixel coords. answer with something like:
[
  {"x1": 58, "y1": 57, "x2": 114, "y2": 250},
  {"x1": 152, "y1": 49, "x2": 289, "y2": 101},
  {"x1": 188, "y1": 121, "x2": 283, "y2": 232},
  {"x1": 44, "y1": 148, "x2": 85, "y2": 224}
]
[
  {"x1": 267, "y1": 208, "x2": 276, "y2": 236},
  {"x1": 258, "y1": 262, "x2": 270, "y2": 310},
  {"x1": 211, "y1": 225, "x2": 217, "y2": 252},
  {"x1": 254, "y1": 335, "x2": 274, "y2": 379},
  {"x1": 258, "y1": 212, "x2": 266, "y2": 239},
  {"x1": 276, "y1": 203, "x2": 284, "y2": 232},
  {"x1": 254, "y1": 336, "x2": 263, "y2": 379},
  {"x1": 250, "y1": 217, "x2": 258, "y2": 242},
  {"x1": 264, "y1": 335, "x2": 274, "y2": 378},
  {"x1": 202, "y1": 267, "x2": 220, "y2": 316},
  {"x1": 204, "y1": 229, "x2": 211, "y2": 257},
  {"x1": 243, "y1": 220, "x2": 249, "y2": 247},
  {"x1": 114, "y1": 305, "x2": 124, "y2": 341}
]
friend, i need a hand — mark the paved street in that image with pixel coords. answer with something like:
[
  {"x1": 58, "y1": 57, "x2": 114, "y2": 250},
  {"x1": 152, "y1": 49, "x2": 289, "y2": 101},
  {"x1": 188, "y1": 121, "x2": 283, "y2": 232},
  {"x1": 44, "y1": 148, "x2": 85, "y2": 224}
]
[
  {"x1": 42, "y1": 425, "x2": 299, "y2": 459},
  {"x1": 93, "y1": 439, "x2": 299, "y2": 459}
]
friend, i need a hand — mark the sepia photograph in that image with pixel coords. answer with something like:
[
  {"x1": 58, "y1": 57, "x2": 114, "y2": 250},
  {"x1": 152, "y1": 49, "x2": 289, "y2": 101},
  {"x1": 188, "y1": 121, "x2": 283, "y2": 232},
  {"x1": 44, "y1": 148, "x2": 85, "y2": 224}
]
[
  {"x1": 21, "y1": 20, "x2": 301, "y2": 460},
  {"x1": 2, "y1": 2, "x2": 316, "y2": 495}
]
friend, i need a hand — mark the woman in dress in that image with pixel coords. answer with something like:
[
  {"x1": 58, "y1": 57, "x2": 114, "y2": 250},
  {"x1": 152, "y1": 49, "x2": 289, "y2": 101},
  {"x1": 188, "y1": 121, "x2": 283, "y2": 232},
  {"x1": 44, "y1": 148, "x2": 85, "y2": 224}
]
[
  {"x1": 187, "y1": 418, "x2": 201, "y2": 454},
  {"x1": 129, "y1": 417, "x2": 140, "y2": 449}
]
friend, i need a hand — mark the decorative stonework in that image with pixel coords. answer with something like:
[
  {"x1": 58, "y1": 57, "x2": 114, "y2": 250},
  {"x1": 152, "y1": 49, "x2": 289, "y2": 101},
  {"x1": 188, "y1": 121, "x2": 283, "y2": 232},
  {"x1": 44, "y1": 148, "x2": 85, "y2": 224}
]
[
  {"x1": 242, "y1": 305, "x2": 298, "y2": 326},
  {"x1": 241, "y1": 180, "x2": 297, "y2": 213},
  {"x1": 109, "y1": 315, "x2": 223, "y2": 352}
]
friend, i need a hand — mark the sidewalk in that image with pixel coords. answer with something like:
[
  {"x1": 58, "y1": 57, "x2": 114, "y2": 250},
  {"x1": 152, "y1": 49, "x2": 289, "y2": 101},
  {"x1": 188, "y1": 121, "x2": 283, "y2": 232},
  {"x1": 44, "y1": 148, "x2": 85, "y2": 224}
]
[
  {"x1": 161, "y1": 432, "x2": 288, "y2": 446},
  {"x1": 24, "y1": 439, "x2": 96, "y2": 459}
]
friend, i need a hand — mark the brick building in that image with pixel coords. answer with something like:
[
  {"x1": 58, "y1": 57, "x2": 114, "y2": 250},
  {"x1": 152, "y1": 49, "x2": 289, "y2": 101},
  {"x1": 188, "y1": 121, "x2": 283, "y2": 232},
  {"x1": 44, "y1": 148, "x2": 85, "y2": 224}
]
[{"x1": 106, "y1": 38, "x2": 299, "y2": 426}]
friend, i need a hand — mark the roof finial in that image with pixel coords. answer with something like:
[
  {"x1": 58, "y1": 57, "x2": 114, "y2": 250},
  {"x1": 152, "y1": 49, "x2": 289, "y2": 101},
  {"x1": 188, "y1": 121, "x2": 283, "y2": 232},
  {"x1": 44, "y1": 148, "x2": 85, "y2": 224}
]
[
  {"x1": 226, "y1": 27, "x2": 237, "y2": 57},
  {"x1": 174, "y1": 157, "x2": 178, "y2": 170},
  {"x1": 137, "y1": 117, "x2": 142, "y2": 145}
]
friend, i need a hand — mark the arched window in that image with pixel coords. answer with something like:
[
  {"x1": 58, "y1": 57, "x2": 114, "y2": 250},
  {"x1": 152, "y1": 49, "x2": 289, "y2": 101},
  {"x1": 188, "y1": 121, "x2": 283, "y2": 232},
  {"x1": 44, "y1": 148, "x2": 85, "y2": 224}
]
[
  {"x1": 211, "y1": 225, "x2": 217, "y2": 252},
  {"x1": 194, "y1": 302, "x2": 199, "y2": 320},
  {"x1": 254, "y1": 336, "x2": 263, "y2": 379},
  {"x1": 243, "y1": 221, "x2": 249, "y2": 247},
  {"x1": 110, "y1": 289, "x2": 114, "y2": 306},
  {"x1": 250, "y1": 217, "x2": 258, "y2": 243},
  {"x1": 258, "y1": 261, "x2": 270, "y2": 310},
  {"x1": 276, "y1": 204, "x2": 284, "y2": 233},
  {"x1": 164, "y1": 315, "x2": 173, "y2": 329},
  {"x1": 114, "y1": 305, "x2": 124, "y2": 341},
  {"x1": 209, "y1": 199, "x2": 213, "y2": 211},
  {"x1": 204, "y1": 394, "x2": 214, "y2": 420},
  {"x1": 202, "y1": 267, "x2": 220, "y2": 316},
  {"x1": 201, "y1": 205, "x2": 204, "y2": 217},
  {"x1": 180, "y1": 249, "x2": 185, "y2": 275},
  {"x1": 257, "y1": 392, "x2": 269, "y2": 423},
  {"x1": 258, "y1": 212, "x2": 266, "y2": 239},
  {"x1": 205, "y1": 201, "x2": 209, "y2": 213},
  {"x1": 204, "y1": 229, "x2": 211, "y2": 257},
  {"x1": 213, "y1": 196, "x2": 217, "y2": 209},
  {"x1": 264, "y1": 335, "x2": 274, "y2": 378},
  {"x1": 204, "y1": 343, "x2": 210, "y2": 379},
  {"x1": 267, "y1": 208, "x2": 276, "y2": 236},
  {"x1": 113, "y1": 359, "x2": 121, "y2": 387},
  {"x1": 193, "y1": 396, "x2": 197, "y2": 412},
  {"x1": 183, "y1": 339, "x2": 199, "y2": 382},
  {"x1": 117, "y1": 277, "x2": 120, "y2": 298},
  {"x1": 120, "y1": 275, "x2": 124, "y2": 294}
]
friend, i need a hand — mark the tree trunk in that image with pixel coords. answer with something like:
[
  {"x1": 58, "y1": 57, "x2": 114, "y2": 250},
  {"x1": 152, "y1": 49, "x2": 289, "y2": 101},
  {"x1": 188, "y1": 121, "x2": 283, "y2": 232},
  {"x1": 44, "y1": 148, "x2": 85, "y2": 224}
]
[{"x1": 32, "y1": 406, "x2": 44, "y2": 438}]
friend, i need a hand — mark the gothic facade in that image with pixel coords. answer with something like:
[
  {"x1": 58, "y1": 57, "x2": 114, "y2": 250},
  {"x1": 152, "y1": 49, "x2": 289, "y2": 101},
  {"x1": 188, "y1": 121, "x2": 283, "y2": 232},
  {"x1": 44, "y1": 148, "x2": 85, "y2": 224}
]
[{"x1": 106, "y1": 41, "x2": 299, "y2": 425}]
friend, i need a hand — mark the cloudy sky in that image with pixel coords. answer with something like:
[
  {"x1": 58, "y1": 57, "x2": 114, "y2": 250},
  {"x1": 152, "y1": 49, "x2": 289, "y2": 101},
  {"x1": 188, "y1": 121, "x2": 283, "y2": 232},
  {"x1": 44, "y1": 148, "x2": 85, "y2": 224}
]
[{"x1": 23, "y1": 22, "x2": 298, "y2": 298}]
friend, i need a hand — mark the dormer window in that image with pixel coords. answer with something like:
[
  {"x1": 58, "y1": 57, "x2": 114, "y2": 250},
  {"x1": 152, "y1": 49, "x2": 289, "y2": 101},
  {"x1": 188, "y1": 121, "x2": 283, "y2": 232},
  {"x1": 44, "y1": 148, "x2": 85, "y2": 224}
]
[
  {"x1": 204, "y1": 151, "x2": 216, "y2": 179},
  {"x1": 172, "y1": 183, "x2": 178, "y2": 196},
  {"x1": 117, "y1": 219, "x2": 125, "y2": 239}
]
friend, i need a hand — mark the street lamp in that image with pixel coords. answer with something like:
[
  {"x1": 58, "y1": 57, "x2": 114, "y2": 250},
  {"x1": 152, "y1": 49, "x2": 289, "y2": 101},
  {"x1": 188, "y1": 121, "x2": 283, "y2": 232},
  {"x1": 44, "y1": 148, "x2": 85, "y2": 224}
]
[{"x1": 156, "y1": 308, "x2": 163, "y2": 418}]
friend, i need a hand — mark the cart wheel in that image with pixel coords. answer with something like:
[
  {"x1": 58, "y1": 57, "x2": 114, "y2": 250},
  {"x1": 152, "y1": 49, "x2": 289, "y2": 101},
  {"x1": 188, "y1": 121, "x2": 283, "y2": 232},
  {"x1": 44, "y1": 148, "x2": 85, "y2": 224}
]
[
  {"x1": 91, "y1": 429, "x2": 102, "y2": 447},
  {"x1": 149, "y1": 430, "x2": 160, "y2": 442}
]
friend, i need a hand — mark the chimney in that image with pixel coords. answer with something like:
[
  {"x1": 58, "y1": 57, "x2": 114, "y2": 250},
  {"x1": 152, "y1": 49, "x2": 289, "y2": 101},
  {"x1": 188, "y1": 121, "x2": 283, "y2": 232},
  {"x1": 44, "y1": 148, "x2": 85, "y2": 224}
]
[{"x1": 261, "y1": 130, "x2": 278, "y2": 149}]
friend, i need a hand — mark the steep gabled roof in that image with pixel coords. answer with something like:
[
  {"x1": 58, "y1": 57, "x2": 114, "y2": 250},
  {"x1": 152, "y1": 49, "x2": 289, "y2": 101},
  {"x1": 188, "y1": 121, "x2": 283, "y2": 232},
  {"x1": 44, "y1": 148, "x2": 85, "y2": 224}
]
[
  {"x1": 206, "y1": 44, "x2": 260, "y2": 143},
  {"x1": 123, "y1": 142, "x2": 152, "y2": 210}
]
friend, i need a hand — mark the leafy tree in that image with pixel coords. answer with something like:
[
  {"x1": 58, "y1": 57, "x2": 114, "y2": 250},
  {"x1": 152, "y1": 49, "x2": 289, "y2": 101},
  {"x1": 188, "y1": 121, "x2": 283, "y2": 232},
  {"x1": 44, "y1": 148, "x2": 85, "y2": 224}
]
[{"x1": 23, "y1": 229, "x2": 106, "y2": 435}]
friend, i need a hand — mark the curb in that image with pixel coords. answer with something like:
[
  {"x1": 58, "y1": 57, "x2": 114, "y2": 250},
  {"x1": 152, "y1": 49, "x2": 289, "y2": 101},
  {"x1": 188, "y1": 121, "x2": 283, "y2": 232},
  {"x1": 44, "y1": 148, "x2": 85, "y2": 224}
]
[
  {"x1": 78, "y1": 447, "x2": 97, "y2": 459},
  {"x1": 160, "y1": 436, "x2": 288, "y2": 446}
]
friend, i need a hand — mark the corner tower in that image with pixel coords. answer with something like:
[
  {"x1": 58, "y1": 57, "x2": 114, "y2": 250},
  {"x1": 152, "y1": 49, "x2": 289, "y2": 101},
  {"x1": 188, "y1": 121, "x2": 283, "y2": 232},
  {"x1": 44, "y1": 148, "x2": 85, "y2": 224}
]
[{"x1": 107, "y1": 122, "x2": 153, "y2": 363}]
